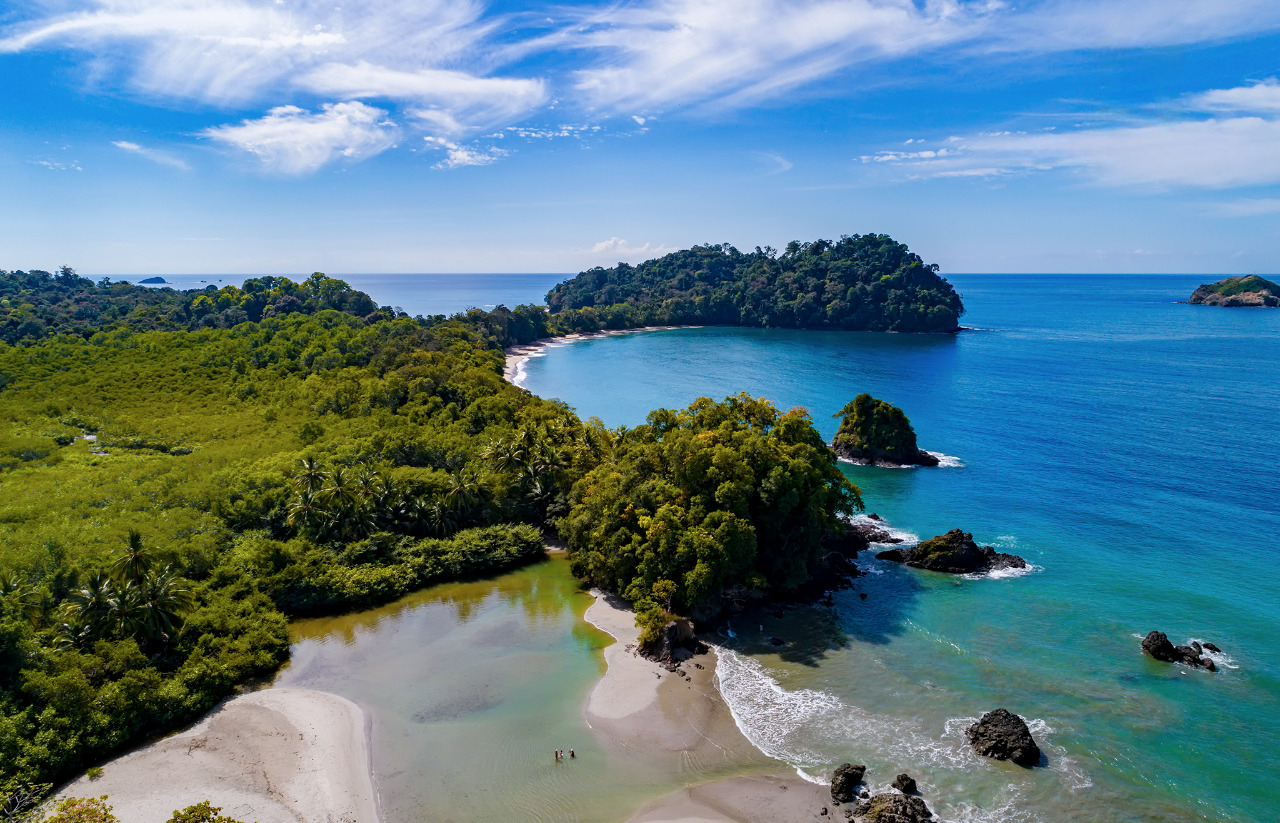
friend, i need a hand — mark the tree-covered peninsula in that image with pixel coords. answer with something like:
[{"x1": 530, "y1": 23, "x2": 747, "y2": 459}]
[
  {"x1": 562, "y1": 394, "x2": 864, "y2": 643},
  {"x1": 545, "y1": 234, "x2": 964, "y2": 333},
  {"x1": 832, "y1": 393, "x2": 937, "y2": 467}
]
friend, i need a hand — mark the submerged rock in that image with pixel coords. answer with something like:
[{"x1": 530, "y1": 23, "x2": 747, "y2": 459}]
[
  {"x1": 892, "y1": 773, "x2": 917, "y2": 794},
  {"x1": 830, "y1": 763, "x2": 867, "y2": 803},
  {"x1": 1141, "y1": 631, "x2": 1220, "y2": 671},
  {"x1": 966, "y1": 708, "x2": 1041, "y2": 766},
  {"x1": 877, "y1": 529, "x2": 1025, "y2": 575},
  {"x1": 850, "y1": 793, "x2": 933, "y2": 822}
]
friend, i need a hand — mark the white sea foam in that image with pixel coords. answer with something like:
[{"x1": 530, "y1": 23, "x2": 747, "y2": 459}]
[
  {"x1": 845, "y1": 513, "x2": 919, "y2": 546},
  {"x1": 1189, "y1": 638, "x2": 1240, "y2": 670},
  {"x1": 928, "y1": 451, "x2": 965, "y2": 468},
  {"x1": 963, "y1": 563, "x2": 1041, "y2": 581},
  {"x1": 714, "y1": 648, "x2": 1093, "y2": 823}
]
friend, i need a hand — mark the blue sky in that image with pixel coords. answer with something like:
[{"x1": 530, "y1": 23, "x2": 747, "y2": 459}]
[{"x1": 3, "y1": 0, "x2": 1280, "y2": 275}]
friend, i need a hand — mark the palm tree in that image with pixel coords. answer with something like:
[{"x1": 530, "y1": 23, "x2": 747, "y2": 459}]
[
  {"x1": 112, "y1": 529, "x2": 154, "y2": 584},
  {"x1": 115, "y1": 565, "x2": 194, "y2": 647},
  {"x1": 286, "y1": 491, "x2": 329, "y2": 537},
  {"x1": 292, "y1": 456, "x2": 325, "y2": 496},
  {"x1": 65, "y1": 572, "x2": 118, "y2": 640},
  {"x1": 0, "y1": 572, "x2": 44, "y2": 627}
]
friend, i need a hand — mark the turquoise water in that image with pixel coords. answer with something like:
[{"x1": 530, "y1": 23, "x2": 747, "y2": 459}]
[{"x1": 519, "y1": 275, "x2": 1280, "y2": 822}]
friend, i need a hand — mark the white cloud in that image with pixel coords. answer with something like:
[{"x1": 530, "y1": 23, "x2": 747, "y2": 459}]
[
  {"x1": 567, "y1": 0, "x2": 977, "y2": 112},
  {"x1": 587, "y1": 237, "x2": 674, "y2": 261},
  {"x1": 753, "y1": 151, "x2": 794, "y2": 174},
  {"x1": 994, "y1": 0, "x2": 1280, "y2": 52},
  {"x1": 112, "y1": 140, "x2": 189, "y2": 170},
  {"x1": 203, "y1": 102, "x2": 398, "y2": 174},
  {"x1": 423, "y1": 136, "x2": 507, "y2": 169},
  {"x1": 300, "y1": 61, "x2": 547, "y2": 135},
  {"x1": 1186, "y1": 79, "x2": 1280, "y2": 115},
  {"x1": 864, "y1": 80, "x2": 1280, "y2": 190}
]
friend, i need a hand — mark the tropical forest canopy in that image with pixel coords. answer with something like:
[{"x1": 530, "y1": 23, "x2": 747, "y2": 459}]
[
  {"x1": 563, "y1": 394, "x2": 863, "y2": 642},
  {"x1": 0, "y1": 265, "x2": 871, "y2": 797},
  {"x1": 545, "y1": 234, "x2": 965, "y2": 333},
  {"x1": 0, "y1": 272, "x2": 591, "y2": 793}
]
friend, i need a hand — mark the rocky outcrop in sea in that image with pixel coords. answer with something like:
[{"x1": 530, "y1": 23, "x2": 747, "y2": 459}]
[
  {"x1": 830, "y1": 763, "x2": 867, "y2": 803},
  {"x1": 848, "y1": 793, "x2": 933, "y2": 822},
  {"x1": 966, "y1": 708, "x2": 1041, "y2": 766},
  {"x1": 1141, "y1": 630, "x2": 1219, "y2": 671},
  {"x1": 875, "y1": 529, "x2": 1025, "y2": 574},
  {"x1": 1188, "y1": 275, "x2": 1280, "y2": 307}
]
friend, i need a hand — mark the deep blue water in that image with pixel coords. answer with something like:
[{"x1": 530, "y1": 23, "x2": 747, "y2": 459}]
[{"x1": 518, "y1": 275, "x2": 1280, "y2": 823}]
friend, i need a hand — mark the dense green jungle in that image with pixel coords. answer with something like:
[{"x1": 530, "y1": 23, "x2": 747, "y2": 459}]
[{"x1": 0, "y1": 267, "x2": 865, "y2": 797}]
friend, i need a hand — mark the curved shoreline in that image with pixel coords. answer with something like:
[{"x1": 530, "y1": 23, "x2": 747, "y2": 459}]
[
  {"x1": 503, "y1": 325, "x2": 702, "y2": 385},
  {"x1": 582, "y1": 590, "x2": 829, "y2": 822},
  {"x1": 55, "y1": 688, "x2": 380, "y2": 823}
]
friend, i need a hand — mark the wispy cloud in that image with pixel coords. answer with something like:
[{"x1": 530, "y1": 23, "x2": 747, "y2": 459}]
[
  {"x1": 753, "y1": 151, "x2": 794, "y2": 175},
  {"x1": 424, "y1": 136, "x2": 507, "y2": 169},
  {"x1": 112, "y1": 140, "x2": 189, "y2": 170},
  {"x1": 203, "y1": 103, "x2": 399, "y2": 175},
  {"x1": 586, "y1": 237, "x2": 674, "y2": 262},
  {"x1": 566, "y1": 0, "x2": 978, "y2": 113},
  {"x1": 863, "y1": 79, "x2": 1280, "y2": 190}
]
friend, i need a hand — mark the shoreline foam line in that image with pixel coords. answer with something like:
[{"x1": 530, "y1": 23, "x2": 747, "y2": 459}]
[{"x1": 503, "y1": 325, "x2": 702, "y2": 386}]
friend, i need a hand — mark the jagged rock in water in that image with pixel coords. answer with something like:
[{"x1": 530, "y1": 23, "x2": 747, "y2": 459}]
[
  {"x1": 1141, "y1": 631, "x2": 1219, "y2": 671},
  {"x1": 830, "y1": 763, "x2": 867, "y2": 803},
  {"x1": 966, "y1": 708, "x2": 1041, "y2": 766},
  {"x1": 877, "y1": 529, "x2": 1025, "y2": 574},
  {"x1": 850, "y1": 793, "x2": 933, "y2": 822},
  {"x1": 892, "y1": 773, "x2": 917, "y2": 794}
]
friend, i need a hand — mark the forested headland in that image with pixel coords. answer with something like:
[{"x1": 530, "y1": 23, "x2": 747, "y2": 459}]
[
  {"x1": 545, "y1": 234, "x2": 965, "y2": 333},
  {"x1": 0, "y1": 268, "x2": 864, "y2": 797}
]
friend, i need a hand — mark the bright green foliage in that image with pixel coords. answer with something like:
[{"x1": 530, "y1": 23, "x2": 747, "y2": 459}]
[
  {"x1": 166, "y1": 800, "x2": 250, "y2": 823},
  {"x1": 545, "y1": 234, "x2": 964, "y2": 333},
  {"x1": 42, "y1": 796, "x2": 117, "y2": 823},
  {"x1": 563, "y1": 394, "x2": 863, "y2": 639},
  {"x1": 832, "y1": 394, "x2": 920, "y2": 460},
  {"x1": 0, "y1": 280, "x2": 597, "y2": 793}
]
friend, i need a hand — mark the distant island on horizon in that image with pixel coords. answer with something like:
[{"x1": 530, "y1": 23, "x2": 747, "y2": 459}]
[{"x1": 1189, "y1": 274, "x2": 1280, "y2": 307}]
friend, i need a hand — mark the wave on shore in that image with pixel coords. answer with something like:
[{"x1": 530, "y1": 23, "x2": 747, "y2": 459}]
[{"x1": 713, "y1": 646, "x2": 1092, "y2": 823}]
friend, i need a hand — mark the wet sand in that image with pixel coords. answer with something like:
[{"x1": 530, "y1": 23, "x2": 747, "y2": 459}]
[{"x1": 583, "y1": 591, "x2": 831, "y2": 822}]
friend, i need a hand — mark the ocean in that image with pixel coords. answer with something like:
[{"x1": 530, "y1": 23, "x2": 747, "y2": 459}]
[{"x1": 278, "y1": 273, "x2": 1279, "y2": 821}]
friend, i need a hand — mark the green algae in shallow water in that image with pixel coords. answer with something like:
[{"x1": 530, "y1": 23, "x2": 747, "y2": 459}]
[{"x1": 277, "y1": 557, "x2": 765, "y2": 822}]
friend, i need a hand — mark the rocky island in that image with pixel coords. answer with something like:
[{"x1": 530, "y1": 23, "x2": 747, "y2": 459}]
[
  {"x1": 832, "y1": 393, "x2": 939, "y2": 467},
  {"x1": 1188, "y1": 275, "x2": 1280, "y2": 307},
  {"x1": 877, "y1": 529, "x2": 1026, "y2": 574}
]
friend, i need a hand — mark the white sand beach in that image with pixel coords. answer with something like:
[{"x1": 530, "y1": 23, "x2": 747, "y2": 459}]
[
  {"x1": 55, "y1": 688, "x2": 379, "y2": 823},
  {"x1": 583, "y1": 591, "x2": 831, "y2": 823}
]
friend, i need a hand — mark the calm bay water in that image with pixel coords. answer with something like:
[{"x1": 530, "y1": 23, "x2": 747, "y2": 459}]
[
  {"x1": 268, "y1": 272, "x2": 1280, "y2": 822},
  {"x1": 519, "y1": 274, "x2": 1280, "y2": 822}
]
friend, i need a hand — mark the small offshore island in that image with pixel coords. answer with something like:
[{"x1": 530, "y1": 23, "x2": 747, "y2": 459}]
[{"x1": 1188, "y1": 274, "x2": 1280, "y2": 307}]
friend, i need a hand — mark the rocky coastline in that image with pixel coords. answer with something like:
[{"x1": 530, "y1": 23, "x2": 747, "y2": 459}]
[{"x1": 876, "y1": 528, "x2": 1026, "y2": 574}]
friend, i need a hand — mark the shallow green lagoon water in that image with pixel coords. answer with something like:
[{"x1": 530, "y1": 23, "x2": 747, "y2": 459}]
[{"x1": 276, "y1": 558, "x2": 754, "y2": 822}]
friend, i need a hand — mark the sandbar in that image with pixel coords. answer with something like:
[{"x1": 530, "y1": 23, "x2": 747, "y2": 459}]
[{"x1": 55, "y1": 688, "x2": 379, "y2": 823}]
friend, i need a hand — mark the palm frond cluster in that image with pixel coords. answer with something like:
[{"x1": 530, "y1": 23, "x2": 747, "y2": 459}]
[{"x1": 54, "y1": 530, "x2": 194, "y2": 651}]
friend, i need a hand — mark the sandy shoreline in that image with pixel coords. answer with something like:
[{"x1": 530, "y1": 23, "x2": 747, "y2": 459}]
[
  {"x1": 583, "y1": 590, "x2": 830, "y2": 822},
  {"x1": 503, "y1": 325, "x2": 702, "y2": 385},
  {"x1": 55, "y1": 688, "x2": 379, "y2": 823}
]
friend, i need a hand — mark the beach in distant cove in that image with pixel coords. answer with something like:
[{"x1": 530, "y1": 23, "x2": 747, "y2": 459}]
[{"x1": 504, "y1": 326, "x2": 701, "y2": 386}]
